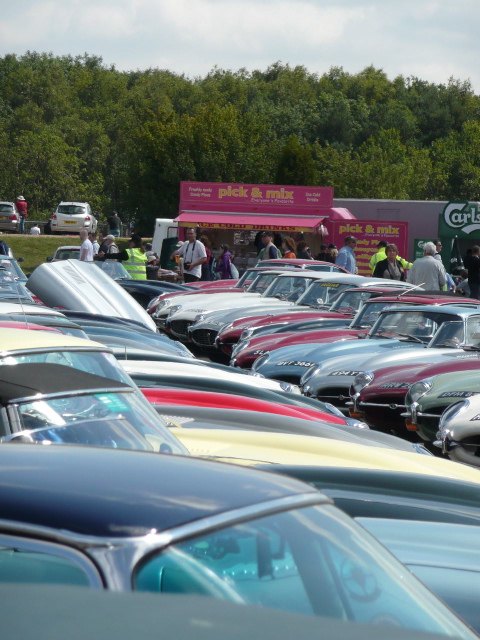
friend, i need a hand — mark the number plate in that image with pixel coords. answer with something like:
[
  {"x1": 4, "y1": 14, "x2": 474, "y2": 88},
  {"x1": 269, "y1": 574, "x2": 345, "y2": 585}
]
[{"x1": 64, "y1": 220, "x2": 77, "y2": 224}]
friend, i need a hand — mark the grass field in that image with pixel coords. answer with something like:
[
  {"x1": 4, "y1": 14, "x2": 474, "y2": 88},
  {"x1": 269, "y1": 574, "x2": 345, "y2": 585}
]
[{"x1": 3, "y1": 235, "x2": 132, "y2": 274}]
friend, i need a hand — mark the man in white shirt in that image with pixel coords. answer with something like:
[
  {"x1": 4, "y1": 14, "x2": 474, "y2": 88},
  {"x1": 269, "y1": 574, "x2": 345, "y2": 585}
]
[
  {"x1": 30, "y1": 224, "x2": 40, "y2": 236},
  {"x1": 171, "y1": 228, "x2": 207, "y2": 282},
  {"x1": 407, "y1": 241, "x2": 446, "y2": 291},
  {"x1": 79, "y1": 229, "x2": 94, "y2": 262},
  {"x1": 89, "y1": 232, "x2": 100, "y2": 255}
]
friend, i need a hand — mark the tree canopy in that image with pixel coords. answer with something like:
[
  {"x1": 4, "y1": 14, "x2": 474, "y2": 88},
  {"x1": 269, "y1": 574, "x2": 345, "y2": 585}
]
[{"x1": 1, "y1": 53, "x2": 479, "y2": 232}]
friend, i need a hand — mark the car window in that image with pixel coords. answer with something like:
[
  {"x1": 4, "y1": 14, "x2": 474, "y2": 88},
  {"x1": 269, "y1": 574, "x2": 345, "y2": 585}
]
[
  {"x1": 55, "y1": 250, "x2": 80, "y2": 260},
  {"x1": 134, "y1": 504, "x2": 466, "y2": 635},
  {"x1": 58, "y1": 206, "x2": 86, "y2": 215},
  {"x1": 407, "y1": 565, "x2": 480, "y2": 633},
  {"x1": 0, "y1": 205, "x2": 13, "y2": 213},
  {"x1": 296, "y1": 282, "x2": 350, "y2": 308},
  {"x1": 0, "y1": 536, "x2": 99, "y2": 587}
]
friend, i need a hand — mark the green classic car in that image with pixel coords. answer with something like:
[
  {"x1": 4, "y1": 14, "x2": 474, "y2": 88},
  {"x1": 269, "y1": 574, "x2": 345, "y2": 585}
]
[{"x1": 403, "y1": 369, "x2": 480, "y2": 443}]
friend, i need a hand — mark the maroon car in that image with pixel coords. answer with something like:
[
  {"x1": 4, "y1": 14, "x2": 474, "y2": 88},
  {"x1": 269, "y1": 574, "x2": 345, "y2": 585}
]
[
  {"x1": 230, "y1": 292, "x2": 480, "y2": 369},
  {"x1": 350, "y1": 358, "x2": 480, "y2": 438}
]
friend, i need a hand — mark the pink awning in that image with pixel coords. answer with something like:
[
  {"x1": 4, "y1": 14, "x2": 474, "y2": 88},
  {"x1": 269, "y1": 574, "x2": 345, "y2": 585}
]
[{"x1": 175, "y1": 209, "x2": 353, "y2": 232}]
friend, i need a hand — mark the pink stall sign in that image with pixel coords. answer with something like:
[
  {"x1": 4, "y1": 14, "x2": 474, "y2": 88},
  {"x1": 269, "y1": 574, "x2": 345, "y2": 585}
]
[
  {"x1": 330, "y1": 220, "x2": 409, "y2": 276},
  {"x1": 180, "y1": 181, "x2": 334, "y2": 214}
]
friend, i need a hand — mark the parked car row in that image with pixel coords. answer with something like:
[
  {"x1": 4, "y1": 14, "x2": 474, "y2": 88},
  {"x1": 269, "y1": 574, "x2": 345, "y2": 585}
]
[{"x1": 0, "y1": 254, "x2": 479, "y2": 635}]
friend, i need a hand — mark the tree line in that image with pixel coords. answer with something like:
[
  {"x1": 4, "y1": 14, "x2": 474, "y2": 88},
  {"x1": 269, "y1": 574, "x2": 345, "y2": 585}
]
[{"x1": 1, "y1": 52, "x2": 479, "y2": 232}]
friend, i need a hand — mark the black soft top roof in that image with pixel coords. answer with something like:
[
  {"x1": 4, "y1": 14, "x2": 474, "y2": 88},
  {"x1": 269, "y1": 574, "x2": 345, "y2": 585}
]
[{"x1": 0, "y1": 363, "x2": 130, "y2": 404}]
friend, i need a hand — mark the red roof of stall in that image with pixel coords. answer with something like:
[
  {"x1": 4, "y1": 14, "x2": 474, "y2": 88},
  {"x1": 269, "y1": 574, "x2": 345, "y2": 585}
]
[{"x1": 175, "y1": 208, "x2": 354, "y2": 232}]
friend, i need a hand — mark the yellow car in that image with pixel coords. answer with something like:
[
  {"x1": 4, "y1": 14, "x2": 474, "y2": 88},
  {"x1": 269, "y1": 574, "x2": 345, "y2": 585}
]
[{"x1": 170, "y1": 427, "x2": 480, "y2": 485}]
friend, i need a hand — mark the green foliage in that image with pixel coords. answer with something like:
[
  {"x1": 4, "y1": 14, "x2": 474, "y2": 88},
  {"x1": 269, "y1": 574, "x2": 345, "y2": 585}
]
[{"x1": 0, "y1": 54, "x2": 480, "y2": 233}]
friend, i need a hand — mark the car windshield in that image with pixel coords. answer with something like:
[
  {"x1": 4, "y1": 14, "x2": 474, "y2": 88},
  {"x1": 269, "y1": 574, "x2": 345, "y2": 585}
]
[
  {"x1": 349, "y1": 301, "x2": 407, "y2": 329},
  {"x1": 369, "y1": 310, "x2": 459, "y2": 342},
  {"x1": 58, "y1": 206, "x2": 86, "y2": 215},
  {"x1": 234, "y1": 269, "x2": 258, "y2": 288},
  {"x1": 10, "y1": 390, "x2": 183, "y2": 454},
  {"x1": 246, "y1": 273, "x2": 279, "y2": 294},
  {"x1": 0, "y1": 258, "x2": 27, "y2": 280},
  {"x1": 0, "y1": 204, "x2": 13, "y2": 213},
  {"x1": 0, "y1": 350, "x2": 133, "y2": 386},
  {"x1": 263, "y1": 276, "x2": 314, "y2": 301},
  {"x1": 296, "y1": 282, "x2": 351, "y2": 308},
  {"x1": 95, "y1": 261, "x2": 131, "y2": 280},
  {"x1": 54, "y1": 249, "x2": 80, "y2": 260},
  {"x1": 429, "y1": 316, "x2": 480, "y2": 349},
  {"x1": 0, "y1": 281, "x2": 32, "y2": 302},
  {"x1": 330, "y1": 289, "x2": 374, "y2": 314},
  {"x1": 134, "y1": 503, "x2": 467, "y2": 636}
]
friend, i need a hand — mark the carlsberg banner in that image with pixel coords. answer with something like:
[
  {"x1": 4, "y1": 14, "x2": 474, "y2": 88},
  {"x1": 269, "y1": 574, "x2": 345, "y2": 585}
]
[{"x1": 440, "y1": 202, "x2": 480, "y2": 237}]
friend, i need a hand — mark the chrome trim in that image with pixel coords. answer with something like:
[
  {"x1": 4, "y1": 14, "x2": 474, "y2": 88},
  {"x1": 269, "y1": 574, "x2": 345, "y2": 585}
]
[
  {"x1": 0, "y1": 532, "x2": 104, "y2": 588},
  {"x1": 401, "y1": 402, "x2": 418, "y2": 423},
  {"x1": 9, "y1": 387, "x2": 133, "y2": 405},
  {"x1": 359, "y1": 401, "x2": 404, "y2": 409}
]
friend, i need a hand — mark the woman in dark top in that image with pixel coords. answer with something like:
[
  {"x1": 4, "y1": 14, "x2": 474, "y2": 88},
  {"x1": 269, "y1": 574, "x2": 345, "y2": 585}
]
[
  {"x1": 373, "y1": 243, "x2": 406, "y2": 281},
  {"x1": 296, "y1": 241, "x2": 312, "y2": 260}
]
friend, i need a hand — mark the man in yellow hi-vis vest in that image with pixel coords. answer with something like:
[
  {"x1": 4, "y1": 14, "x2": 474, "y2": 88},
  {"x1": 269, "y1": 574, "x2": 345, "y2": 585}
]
[
  {"x1": 97, "y1": 233, "x2": 147, "y2": 280},
  {"x1": 369, "y1": 240, "x2": 412, "y2": 273}
]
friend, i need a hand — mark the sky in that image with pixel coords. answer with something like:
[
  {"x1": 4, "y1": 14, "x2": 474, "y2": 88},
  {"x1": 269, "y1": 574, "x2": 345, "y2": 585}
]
[{"x1": 1, "y1": 0, "x2": 480, "y2": 91}]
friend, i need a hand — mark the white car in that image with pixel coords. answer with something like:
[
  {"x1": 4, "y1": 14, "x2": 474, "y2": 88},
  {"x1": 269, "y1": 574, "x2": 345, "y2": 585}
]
[
  {"x1": 51, "y1": 201, "x2": 97, "y2": 233},
  {"x1": 0, "y1": 202, "x2": 20, "y2": 232}
]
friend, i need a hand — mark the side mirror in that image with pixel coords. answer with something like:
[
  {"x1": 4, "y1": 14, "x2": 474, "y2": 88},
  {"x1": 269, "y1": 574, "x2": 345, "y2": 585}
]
[{"x1": 46, "y1": 257, "x2": 53, "y2": 262}]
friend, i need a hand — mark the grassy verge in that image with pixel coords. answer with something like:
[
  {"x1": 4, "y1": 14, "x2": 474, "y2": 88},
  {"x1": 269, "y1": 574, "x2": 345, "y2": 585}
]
[{"x1": 3, "y1": 235, "x2": 134, "y2": 274}]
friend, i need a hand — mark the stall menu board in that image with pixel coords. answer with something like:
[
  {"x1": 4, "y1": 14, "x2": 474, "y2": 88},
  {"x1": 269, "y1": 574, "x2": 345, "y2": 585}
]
[{"x1": 330, "y1": 220, "x2": 409, "y2": 276}]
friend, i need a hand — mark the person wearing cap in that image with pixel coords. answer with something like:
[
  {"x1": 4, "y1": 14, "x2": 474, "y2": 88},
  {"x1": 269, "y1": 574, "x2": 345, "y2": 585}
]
[
  {"x1": 369, "y1": 240, "x2": 412, "y2": 273},
  {"x1": 98, "y1": 233, "x2": 147, "y2": 279},
  {"x1": 257, "y1": 231, "x2": 281, "y2": 262},
  {"x1": 16, "y1": 196, "x2": 27, "y2": 234},
  {"x1": 335, "y1": 236, "x2": 358, "y2": 274},
  {"x1": 170, "y1": 228, "x2": 207, "y2": 283}
]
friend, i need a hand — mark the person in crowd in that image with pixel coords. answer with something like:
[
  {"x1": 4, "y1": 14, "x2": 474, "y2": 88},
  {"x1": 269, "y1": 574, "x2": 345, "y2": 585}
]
[
  {"x1": 433, "y1": 239, "x2": 456, "y2": 293},
  {"x1": 282, "y1": 237, "x2": 296, "y2": 259},
  {"x1": 79, "y1": 229, "x2": 94, "y2": 262},
  {"x1": 296, "y1": 241, "x2": 312, "y2": 260},
  {"x1": 465, "y1": 245, "x2": 480, "y2": 299},
  {"x1": 335, "y1": 236, "x2": 357, "y2": 273},
  {"x1": 98, "y1": 233, "x2": 147, "y2": 279},
  {"x1": 407, "y1": 241, "x2": 446, "y2": 290},
  {"x1": 330, "y1": 246, "x2": 339, "y2": 262},
  {"x1": 30, "y1": 223, "x2": 40, "y2": 236},
  {"x1": 456, "y1": 269, "x2": 471, "y2": 297},
  {"x1": 146, "y1": 254, "x2": 160, "y2": 280},
  {"x1": 257, "y1": 231, "x2": 281, "y2": 261},
  {"x1": 16, "y1": 196, "x2": 27, "y2": 234},
  {"x1": 215, "y1": 244, "x2": 233, "y2": 279},
  {"x1": 170, "y1": 227, "x2": 207, "y2": 283},
  {"x1": 316, "y1": 244, "x2": 328, "y2": 261},
  {"x1": 107, "y1": 211, "x2": 122, "y2": 237},
  {"x1": 200, "y1": 235, "x2": 213, "y2": 281},
  {"x1": 369, "y1": 240, "x2": 412, "y2": 273},
  {"x1": 89, "y1": 232, "x2": 99, "y2": 255},
  {"x1": 373, "y1": 243, "x2": 406, "y2": 281}
]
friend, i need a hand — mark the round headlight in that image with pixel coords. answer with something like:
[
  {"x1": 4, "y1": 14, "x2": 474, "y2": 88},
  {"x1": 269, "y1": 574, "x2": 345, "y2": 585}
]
[
  {"x1": 157, "y1": 300, "x2": 171, "y2": 310},
  {"x1": 439, "y1": 399, "x2": 470, "y2": 431},
  {"x1": 168, "y1": 304, "x2": 183, "y2": 316},
  {"x1": 240, "y1": 328, "x2": 254, "y2": 340},
  {"x1": 406, "y1": 378, "x2": 433, "y2": 404},
  {"x1": 194, "y1": 313, "x2": 206, "y2": 324},
  {"x1": 300, "y1": 365, "x2": 322, "y2": 386},
  {"x1": 279, "y1": 382, "x2": 301, "y2": 394},
  {"x1": 232, "y1": 340, "x2": 249, "y2": 356},
  {"x1": 252, "y1": 354, "x2": 269, "y2": 371},
  {"x1": 352, "y1": 371, "x2": 374, "y2": 394},
  {"x1": 222, "y1": 322, "x2": 233, "y2": 332}
]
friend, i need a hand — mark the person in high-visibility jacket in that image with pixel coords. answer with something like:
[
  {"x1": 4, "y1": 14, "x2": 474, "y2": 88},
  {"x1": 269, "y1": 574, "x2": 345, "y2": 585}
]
[
  {"x1": 97, "y1": 233, "x2": 147, "y2": 280},
  {"x1": 369, "y1": 240, "x2": 412, "y2": 273}
]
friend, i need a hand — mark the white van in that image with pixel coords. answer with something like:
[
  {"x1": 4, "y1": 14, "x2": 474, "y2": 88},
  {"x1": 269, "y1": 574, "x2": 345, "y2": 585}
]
[{"x1": 152, "y1": 218, "x2": 178, "y2": 267}]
